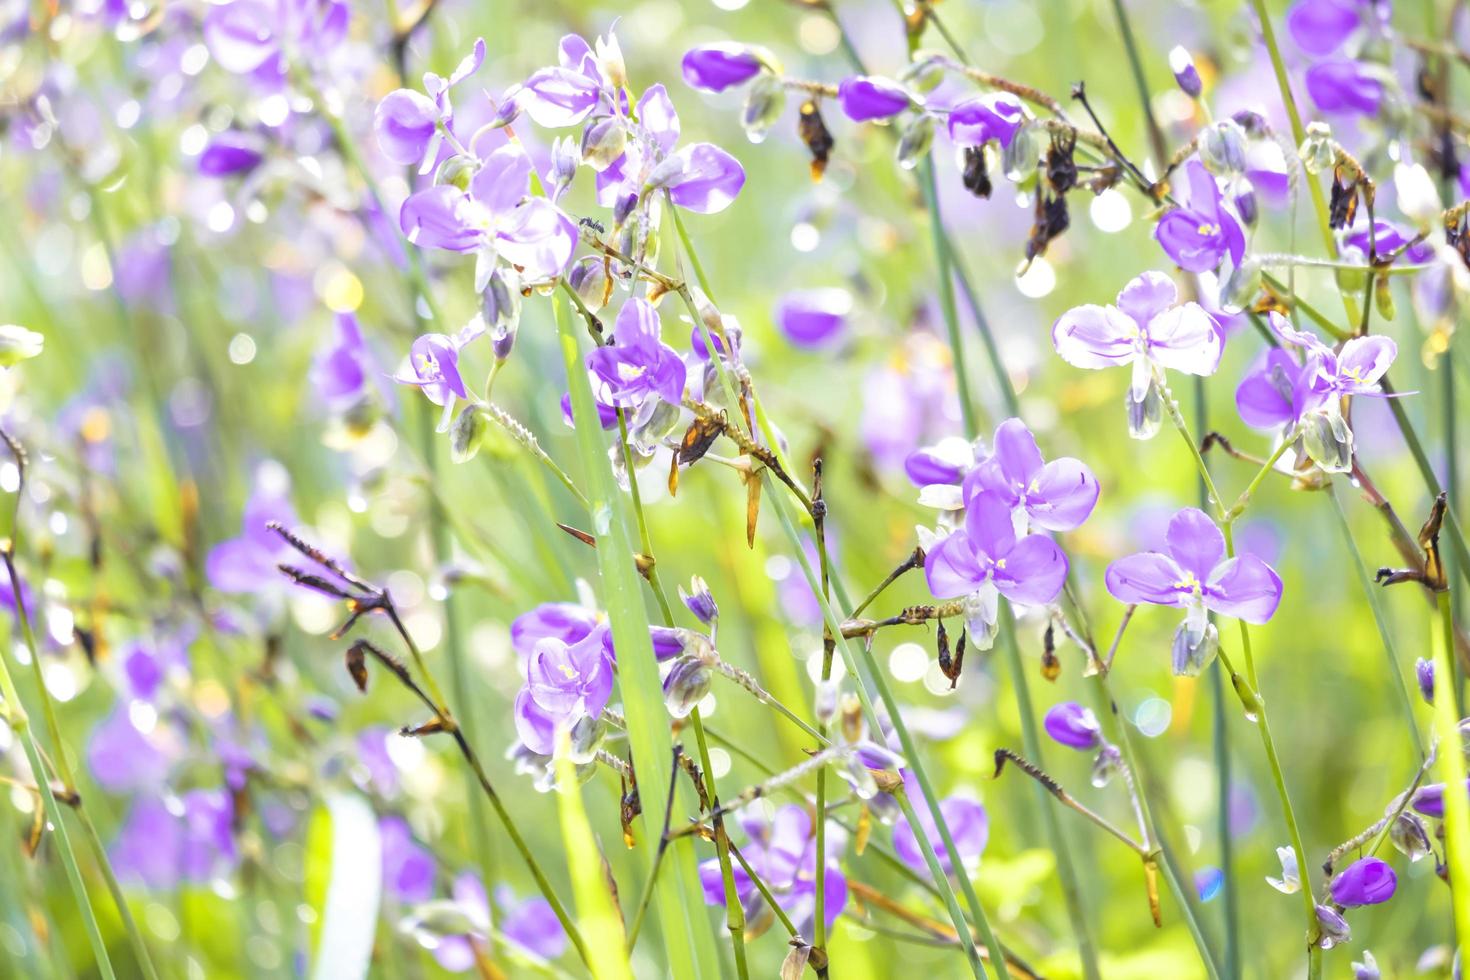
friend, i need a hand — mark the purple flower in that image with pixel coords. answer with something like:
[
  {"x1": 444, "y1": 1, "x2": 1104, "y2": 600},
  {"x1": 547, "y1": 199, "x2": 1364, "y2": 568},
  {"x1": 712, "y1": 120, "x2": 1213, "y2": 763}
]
[
  {"x1": 1341, "y1": 220, "x2": 1434, "y2": 265},
  {"x1": 1170, "y1": 47, "x2": 1203, "y2": 98},
  {"x1": 698, "y1": 804, "x2": 846, "y2": 935},
  {"x1": 374, "y1": 39, "x2": 485, "y2": 170},
  {"x1": 1411, "y1": 779, "x2": 1470, "y2": 818},
  {"x1": 393, "y1": 330, "x2": 469, "y2": 414},
  {"x1": 837, "y1": 76, "x2": 911, "y2": 122},
  {"x1": 1052, "y1": 271, "x2": 1221, "y2": 437},
  {"x1": 205, "y1": 478, "x2": 297, "y2": 594},
  {"x1": 432, "y1": 875, "x2": 567, "y2": 969},
  {"x1": 905, "y1": 443, "x2": 970, "y2": 487},
  {"x1": 1043, "y1": 702, "x2": 1102, "y2": 750},
  {"x1": 1155, "y1": 161, "x2": 1247, "y2": 273},
  {"x1": 560, "y1": 390, "x2": 620, "y2": 430},
  {"x1": 1235, "y1": 347, "x2": 1316, "y2": 431},
  {"x1": 111, "y1": 790, "x2": 237, "y2": 890},
  {"x1": 198, "y1": 132, "x2": 265, "y2": 177},
  {"x1": 380, "y1": 815, "x2": 436, "y2": 904},
  {"x1": 965, "y1": 418, "x2": 1099, "y2": 533},
  {"x1": 521, "y1": 32, "x2": 619, "y2": 129},
  {"x1": 657, "y1": 142, "x2": 747, "y2": 214},
  {"x1": 774, "y1": 288, "x2": 852, "y2": 349},
  {"x1": 925, "y1": 489, "x2": 1069, "y2": 646},
  {"x1": 514, "y1": 629, "x2": 614, "y2": 755},
  {"x1": 311, "y1": 313, "x2": 384, "y2": 410},
  {"x1": 585, "y1": 298, "x2": 688, "y2": 409},
  {"x1": 892, "y1": 793, "x2": 988, "y2": 876},
  {"x1": 399, "y1": 144, "x2": 578, "y2": 283},
  {"x1": 1305, "y1": 59, "x2": 1383, "y2": 116},
  {"x1": 203, "y1": 0, "x2": 347, "y2": 80},
  {"x1": 947, "y1": 94, "x2": 1025, "y2": 148},
  {"x1": 87, "y1": 706, "x2": 173, "y2": 792},
  {"x1": 1329, "y1": 857, "x2": 1397, "y2": 907},
  {"x1": 1287, "y1": 0, "x2": 1362, "y2": 55},
  {"x1": 1107, "y1": 508, "x2": 1283, "y2": 666},
  {"x1": 681, "y1": 44, "x2": 763, "y2": 93}
]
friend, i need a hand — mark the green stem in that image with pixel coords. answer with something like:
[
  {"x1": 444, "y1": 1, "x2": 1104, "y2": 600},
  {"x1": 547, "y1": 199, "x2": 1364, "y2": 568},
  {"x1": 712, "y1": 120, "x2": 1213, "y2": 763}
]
[
  {"x1": 1433, "y1": 588, "x2": 1470, "y2": 960},
  {"x1": 920, "y1": 156, "x2": 978, "y2": 435},
  {"x1": 891, "y1": 789, "x2": 983, "y2": 979}
]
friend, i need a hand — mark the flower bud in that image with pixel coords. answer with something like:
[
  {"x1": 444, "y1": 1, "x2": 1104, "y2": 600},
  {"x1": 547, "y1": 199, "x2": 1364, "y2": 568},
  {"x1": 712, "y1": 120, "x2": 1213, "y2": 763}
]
[
  {"x1": 434, "y1": 154, "x2": 476, "y2": 191},
  {"x1": 483, "y1": 268, "x2": 522, "y2": 359},
  {"x1": 567, "y1": 257, "x2": 609, "y2": 312},
  {"x1": 1389, "y1": 811, "x2": 1432, "y2": 862},
  {"x1": 679, "y1": 575, "x2": 718, "y2": 625},
  {"x1": 1417, "y1": 657, "x2": 1436, "y2": 704},
  {"x1": 1299, "y1": 121, "x2": 1335, "y2": 174},
  {"x1": 0, "y1": 325, "x2": 43, "y2": 367},
  {"x1": 1314, "y1": 904, "x2": 1351, "y2": 949},
  {"x1": 1125, "y1": 379, "x2": 1162, "y2": 440},
  {"x1": 1001, "y1": 123, "x2": 1038, "y2": 183},
  {"x1": 449, "y1": 405, "x2": 487, "y2": 464},
  {"x1": 490, "y1": 86, "x2": 523, "y2": 129},
  {"x1": 741, "y1": 74, "x2": 786, "y2": 144},
  {"x1": 1352, "y1": 950, "x2": 1381, "y2": 980},
  {"x1": 895, "y1": 113, "x2": 935, "y2": 171},
  {"x1": 1234, "y1": 181, "x2": 1258, "y2": 227},
  {"x1": 566, "y1": 712, "x2": 606, "y2": 765},
  {"x1": 1171, "y1": 620, "x2": 1219, "y2": 676},
  {"x1": 1169, "y1": 46, "x2": 1203, "y2": 98},
  {"x1": 1198, "y1": 119, "x2": 1247, "y2": 176},
  {"x1": 899, "y1": 52, "x2": 947, "y2": 95},
  {"x1": 1301, "y1": 407, "x2": 1353, "y2": 473},
  {"x1": 681, "y1": 43, "x2": 763, "y2": 94},
  {"x1": 662, "y1": 655, "x2": 712, "y2": 719},
  {"x1": 1043, "y1": 701, "x2": 1101, "y2": 750},
  {"x1": 814, "y1": 678, "x2": 839, "y2": 726},
  {"x1": 1329, "y1": 856, "x2": 1397, "y2": 907},
  {"x1": 549, "y1": 135, "x2": 580, "y2": 201},
  {"x1": 836, "y1": 75, "x2": 910, "y2": 123},
  {"x1": 1221, "y1": 256, "x2": 1262, "y2": 314},
  {"x1": 580, "y1": 117, "x2": 627, "y2": 173}
]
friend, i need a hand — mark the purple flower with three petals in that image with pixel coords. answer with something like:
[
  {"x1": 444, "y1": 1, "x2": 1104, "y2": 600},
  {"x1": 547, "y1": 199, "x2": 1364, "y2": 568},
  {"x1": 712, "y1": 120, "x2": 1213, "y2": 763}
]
[
  {"x1": 946, "y1": 94, "x2": 1025, "y2": 148},
  {"x1": 837, "y1": 76, "x2": 911, "y2": 122},
  {"x1": 521, "y1": 32, "x2": 622, "y2": 129},
  {"x1": 1106, "y1": 508, "x2": 1283, "y2": 674},
  {"x1": 1044, "y1": 702, "x2": 1102, "y2": 750},
  {"x1": 681, "y1": 44, "x2": 764, "y2": 94},
  {"x1": 1305, "y1": 59, "x2": 1383, "y2": 116},
  {"x1": 1155, "y1": 161, "x2": 1247, "y2": 273},
  {"x1": 585, "y1": 298, "x2": 688, "y2": 409},
  {"x1": 399, "y1": 144, "x2": 578, "y2": 287},
  {"x1": 698, "y1": 805, "x2": 847, "y2": 936},
  {"x1": 373, "y1": 39, "x2": 485, "y2": 171},
  {"x1": 774, "y1": 288, "x2": 852, "y2": 349},
  {"x1": 393, "y1": 317, "x2": 486, "y2": 426},
  {"x1": 1052, "y1": 270, "x2": 1221, "y2": 438},
  {"x1": 1329, "y1": 857, "x2": 1397, "y2": 907},
  {"x1": 513, "y1": 628, "x2": 614, "y2": 756},
  {"x1": 965, "y1": 418, "x2": 1099, "y2": 534},
  {"x1": 924, "y1": 489, "x2": 1069, "y2": 648}
]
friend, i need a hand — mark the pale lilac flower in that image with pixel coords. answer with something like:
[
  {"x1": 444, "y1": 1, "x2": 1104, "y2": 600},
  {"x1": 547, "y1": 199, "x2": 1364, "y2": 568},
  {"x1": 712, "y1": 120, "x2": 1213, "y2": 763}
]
[
  {"x1": 1267, "y1": 844, "x2": 1302, "y2": 893},
  {"x1": 432, "y1": 874, "x2": 567, "y2": 970},
  {"x1": 511, "y1": 602, "x2": 602, "y2": 658},
  {"x1": 1043, "y1": 702, "x2": 1102, "y2": 750},
  {"x1": 925, "y1": 489, "x2": 1069, "y2": 648},
  {"x1": 380, "y1": 816, "x2": 435, "y2": 904},
  {"x1": 965, "y1": 418, "x2": 1099, "y2": 533},
  {"x1": 698, "y1": 804, "x2": 847, "y2": 935},
  {"x1": 585, "y1": 298, "x2": 687, "y2": 409},
  {"x1": 203, "y1": 0, "x2": 348, "y2": 82},
  {"x1": 946, "y1": 94, "x2": 1025, "y2": 148},
  {"x1": 205, "y1": 479, "x2": 297, "y2": 594},
  {"x1": 393, "y1": 320, "x2": 483, "y2": 428},
  {"x1": 1107, "y1": 508, "x2": 1282, "y2": 673},
  {"x1": 1330, "y1": 857, "x2": 1397, "y2": 907},
  {"x1": 892, "y1": 786, "x2": 988, "y2": 877},
  {"x1": 374, "y1": 39, "x2": 485, "y2": 170},
  {"x1": 514, "y1": 629, "x2": 614, "y2": 755},
  {"x1": 521, "y1": 32, "x2": 621, "y2": 129},
  {"x1": 111, "y1": 790, "x2": 237, "y2": 889},
  {"x1": 681, "y1": 44, "x2": 764, "y2": 93},
  {"x1": 1155, "y1": 161, "x2": 1246, "y2": 273},
  {"x1": 1287, "y1": 0, "x2": 1362, "y2": 55},
  {"x1": 399, "y1": 144, "x2": 578, "y2": 287},
  {"x1": 774, "y1": 288, "x2": 852, "y2": 349},
  {"x1": 838, "y1": 76, "x2": 911, "y2": 122}
]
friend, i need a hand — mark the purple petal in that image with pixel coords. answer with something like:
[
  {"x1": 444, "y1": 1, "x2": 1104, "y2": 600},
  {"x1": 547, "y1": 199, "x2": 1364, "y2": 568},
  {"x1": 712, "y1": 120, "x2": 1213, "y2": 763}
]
[
  {"x1": 1116, "y1": 271, "x2": 1178, "y2": 326},
  {"x1": 947, "y1": 94, "x2": 1025, "y2": 148},
  {"x1": 521, "y1": 67, "x2": 602, "y2": 128},
  {"x1": 1329, "y1": 857, "x2": 1397, "y2": 907},
  {"x1": 447, "y1": 38, "x2": 486, "y2": 87},
  {"x1": 1166, "y1": 508, "x2": 1226, "y2": 580},
  {"x1": 203, "y1": 1, "x2": 278, "y2": 74},
  {"x1": 774, "y1": 288, "x2": 851, "y2": 349},
  {"x1": 681, "y1": 43, "x2": 763, "y2": 93},
  {"x1": 1043, "y1": 702, "x2": 1102, "y2": 750},
  {"x1": 514, "y1": 687, "x2": 557, "y2": 755},
  {"x1": 666, "y1": 143, "x2": 746, "y2": 214},
  {"x1": 470, "y1": 145, "x2": 532, "y2": 218},
  {"x1": 964, "y1": 489, "x2": 1019, "y2": 561},
  {"x1": 637, "y1": 84, "x2": 681, "y2": 154},
  {"x1": 924, "y1": 531, "x2": 985, "y2": 599},
  {"x1": 987, "y1": 418, "x2": 1044, "y2": 486},
  {"x1": 199, "y1": 132, "x2": 265, "y2": 176},
  {"x1": 1105, "y1": 552, "x2": 1190, "y2": 606},
  {"x1": 1146, "y1": 303, "x2": 1222, "y2": 376},
  {"x1": 1155, "y1": 208, "x2": 1230, "y2": 273},
  {"x1": 1236, "y1": 349, "x2": 1301, "y2": 429},
  {"x1": 400, "y1": 186, "x2": 480, "y2": 252},
  {"x1": 511, "y1": 602, "x2": 599, "y2": 657},
  {"x1": 1336, "y1": 335, "x2": 1396, "y2": 390},
  {"x1": 994, "y1": 533, "x2": 1068, "y2": 606},
  {"x1": 1028, "y1": 457, "x2": 1100, "y2": 532},
  {"x1": 1204, "y1": 554, "x2": 1283, "y2": 624},
  {"x1": 1287, "y1": 0, "x2": 1361, "y2": 55},
  {"x1": 498, "y1": 198, "x2": 578, "y2": 280},
  {"x1": 1305, "y1": 59, "x2": 1383, "y2": 116},
  {"x1": 1052, "y1": 304, "x2": 1138, "y2": 369},
  {"x1": 374, "y1": 89, "x2": 439, "y2": 167}
]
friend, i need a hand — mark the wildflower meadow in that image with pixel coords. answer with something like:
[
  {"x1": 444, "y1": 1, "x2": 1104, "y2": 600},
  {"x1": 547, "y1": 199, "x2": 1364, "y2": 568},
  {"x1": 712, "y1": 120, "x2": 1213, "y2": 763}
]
[{"x1": 5, "y1": 0, "x2": 1470, "y2": 977}]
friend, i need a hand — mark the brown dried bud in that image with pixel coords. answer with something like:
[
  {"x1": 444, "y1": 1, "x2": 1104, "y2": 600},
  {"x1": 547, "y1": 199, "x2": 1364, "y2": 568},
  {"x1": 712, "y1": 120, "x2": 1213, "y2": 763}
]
[{"x1": 345, "y1": 642, "x2": 369, "y2": 693}]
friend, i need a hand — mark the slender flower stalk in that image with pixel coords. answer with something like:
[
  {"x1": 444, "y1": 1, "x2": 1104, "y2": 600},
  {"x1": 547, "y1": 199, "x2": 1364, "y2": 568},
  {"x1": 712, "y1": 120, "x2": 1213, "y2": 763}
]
[{"x1": 1432, "y1": 587, "x2": 1470, "y2": 959}]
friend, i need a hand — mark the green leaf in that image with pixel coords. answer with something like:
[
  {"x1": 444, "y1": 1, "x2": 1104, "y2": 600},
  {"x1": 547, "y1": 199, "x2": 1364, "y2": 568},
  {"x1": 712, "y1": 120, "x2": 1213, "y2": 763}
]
[{"x1": 305, "y1": 794, "x2": 382, "y2": 980}]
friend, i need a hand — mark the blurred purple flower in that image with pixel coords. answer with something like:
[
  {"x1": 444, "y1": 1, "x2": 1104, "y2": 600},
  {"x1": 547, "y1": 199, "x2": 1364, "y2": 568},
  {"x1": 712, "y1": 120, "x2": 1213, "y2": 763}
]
[
  {"x1": 380, "y1": 815, "x2": 436, "y2": 904},
  {"x1": 1286, "y1": 0, "x2": 1362, "y2": 55},
  {"x1": 774, "y1": 288, "x2": 852, "y2": 349},
  {"x1": 698, "y1": 804, "x2": 847, "y2": 934},
  {"x1": 88, "y1": 706, "x2": 172, "y2": 792},
  {"x1": 681, "y1": 44, "x2": 763, "y2": 93},
  {"x1": 892, "y1": 792, "x2": 988, "y2": 876},
  {"x1": 1197, "y1": 866, "x2": 1225, "y2": 901},
  {"x1": 1411, "y1": 779, "x2": 1470, "y2": 818},
  {"x1": 205, "y1": 479, "x2": 297, "y2": 594},
  {"x1": 433, "y1": 875, "x2": 567, "y2": 969},
  {"x1": 198, "y1": 132, "x2": 265, "y2": 177},
  {"x1": 1417, "y1": 657, "x2": 1435, "y2": 704},
  {"x1": 203, "y1": 0, "x2": 348, "y2": 82},
  {"x1": 559, "y1": 390, "x2": 620, "y2": 430},
  {"x1": 1043, "y1": 702, "x2": 1102, "y2": 750},
  {"x1": 111, "y1": 790, "x2": 237, "y2": 890},
  {"x1": 1305, "y1": 59, "x2": 1383, "y2": 116},
  {"x1": 586, "y1": 298, "x2": 687, "y2": 408},
  {"x1": 311, "y1": 313, "x2": 380, "y2": 409},
  {"x1": 358, "y1": 728, "x2": 401, "y2": 797},
  {"x1": 947, "y1": 94, "x2": 1024, "y2": 148},
  {"x1": 1154, "y1": 161, "x2": 1246, "y2": 273},
  {"x1": 966, "y1": 418, "x2": 1099, "y2": 533},
  {"x1": 838, "y1": 75, "x2": 910, "y2": 122}
]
